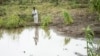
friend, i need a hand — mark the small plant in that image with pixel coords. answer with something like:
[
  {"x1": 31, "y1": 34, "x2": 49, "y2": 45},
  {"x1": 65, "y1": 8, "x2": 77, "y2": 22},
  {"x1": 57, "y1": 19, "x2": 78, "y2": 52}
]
[
  {"x1": 41, "y1": 15, "x2": 51, "y2": 29},
  {"x1": 84, "y1": 26, "x2": 98, "y2": 56},
  {"x1": 63, "y1": 11, "x2": 73, "y2": 25}
]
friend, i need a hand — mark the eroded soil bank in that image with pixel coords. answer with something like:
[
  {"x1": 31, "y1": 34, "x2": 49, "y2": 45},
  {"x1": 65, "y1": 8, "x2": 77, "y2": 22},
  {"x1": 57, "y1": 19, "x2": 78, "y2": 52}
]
[{"x1": 50, "y1": 8, "x2": 100, "y2": 37}]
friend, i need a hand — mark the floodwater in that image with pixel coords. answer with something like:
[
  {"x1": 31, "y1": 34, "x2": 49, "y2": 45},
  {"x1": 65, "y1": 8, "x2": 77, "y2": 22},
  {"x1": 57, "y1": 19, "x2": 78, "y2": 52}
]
[{"x1": 0, "y1": 26, "x2": 99, "y2": 56}]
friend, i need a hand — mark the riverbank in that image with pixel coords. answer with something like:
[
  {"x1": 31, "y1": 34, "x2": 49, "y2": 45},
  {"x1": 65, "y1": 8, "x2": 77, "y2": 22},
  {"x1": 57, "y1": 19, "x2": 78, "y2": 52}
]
[{"x1": 0, "y1": 2, "x2": 100, "y2": 37}]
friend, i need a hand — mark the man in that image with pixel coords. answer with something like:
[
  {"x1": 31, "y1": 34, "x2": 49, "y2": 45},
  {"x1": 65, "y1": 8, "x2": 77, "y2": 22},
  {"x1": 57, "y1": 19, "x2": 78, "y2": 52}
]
[{"x1": 32, "y1": 7, "x2": 38, "y2": 24}]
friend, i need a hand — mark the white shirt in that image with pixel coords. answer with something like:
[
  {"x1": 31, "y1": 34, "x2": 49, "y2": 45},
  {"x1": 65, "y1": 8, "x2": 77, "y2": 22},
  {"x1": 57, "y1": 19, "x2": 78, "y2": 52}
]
[
  {"x1": 32, "y1": 9, "x2": 38, "y2": 23},
  {"x1": 32, "y1": 10, "x2": 38, "y2": 18}
]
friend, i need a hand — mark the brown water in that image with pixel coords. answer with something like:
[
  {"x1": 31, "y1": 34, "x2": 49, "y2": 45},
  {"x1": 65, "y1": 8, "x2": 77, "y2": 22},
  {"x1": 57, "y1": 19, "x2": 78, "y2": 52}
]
[{"x1": 0, "y1": 26, "x2": 99, "y2": 56}]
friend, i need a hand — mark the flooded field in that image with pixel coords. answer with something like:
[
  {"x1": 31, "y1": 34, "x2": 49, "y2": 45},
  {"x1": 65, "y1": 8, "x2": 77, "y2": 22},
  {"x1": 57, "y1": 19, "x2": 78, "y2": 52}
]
[{"x1": 0, "y1": 26, "x2": 99, "y2": 56}]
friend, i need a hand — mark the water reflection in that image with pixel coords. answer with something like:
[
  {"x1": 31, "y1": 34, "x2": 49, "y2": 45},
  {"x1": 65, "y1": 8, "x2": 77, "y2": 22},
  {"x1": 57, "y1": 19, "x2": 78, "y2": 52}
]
[
  {"x1": 5, "y1": 28, "x2": 23, "y2": 34},
  {"x1": 42, "y1": 27, "x2": 51, "y2": 39},
  {"x1": 34, "y1": 26, "x2": 39, "y2": 45},
  {"x1": 34, "y1": 26, "x2": 51, "y2": 45},
  {"x1": 0, "y1": 28, "x2": 23, "y2": 40},
  {"x1": 75, "y1": 52, "x2": 87, "y2": 56},
  {"x1": 64, "y1": 38, "x2": 70, "y2": 45},
  {"x1": 4, "y1": 28, "x2": 23, "y2": 40},
  {"x1": 93, "y1": 38, "x2": 100, "y2": 55},
  {"x1": 0, "y1": 29, "x2": 3, "y2": 39},
  {"x1": 0, "y1": 27, "x2": 99, "y2": 56}
]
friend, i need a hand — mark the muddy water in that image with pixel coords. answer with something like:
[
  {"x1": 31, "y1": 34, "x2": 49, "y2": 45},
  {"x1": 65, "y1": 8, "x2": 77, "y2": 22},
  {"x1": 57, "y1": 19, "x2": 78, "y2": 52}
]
[{"x1": 0, "y1": 26, "x2": 99, "y2": 56}]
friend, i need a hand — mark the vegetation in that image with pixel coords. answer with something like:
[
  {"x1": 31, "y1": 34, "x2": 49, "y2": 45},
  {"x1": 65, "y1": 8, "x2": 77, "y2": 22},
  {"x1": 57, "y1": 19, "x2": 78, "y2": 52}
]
[
  {"x1": 41, "y1": 15, "x2": 51, "y2": 29},
  {"x1": 0, "y1": 7, "x2": 6, "y2": 16},
  {"x1": 0, "y1": 14, "x2": 26, "y2": 28},
  {"x1": 90, "y1": 0, "x2": 100, "y2": 13},
  {"x1": 0, "y1": 18, "x2": 4, "y2": 27},
  {"x1": 40, "y1": 15, "x2": 51, "y2": 39},
  {"x1": 84, "y1": 26, "x2": 98, "y2": 56},
  {"x1": 0, "y1": 0, "x2": 90, "y2": 28},
  {"x1": 6, "y1": 15, "x2": 26, "y2": 28},
  {"x1": 0, "y1": 4, "x2": 33, "y2": 28},
  {"x1": 90, "y1": 0, "x2": 100, "y2": 21},
  {"x1": 63, "y1": 11, "x2": 73, "y2": 25}
]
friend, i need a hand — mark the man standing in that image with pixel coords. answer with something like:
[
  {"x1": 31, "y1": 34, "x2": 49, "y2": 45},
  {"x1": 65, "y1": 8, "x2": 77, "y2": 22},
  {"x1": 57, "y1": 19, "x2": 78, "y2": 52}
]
[{"x1": 32, "y1": 7, "x2": 38, "y2": 24}]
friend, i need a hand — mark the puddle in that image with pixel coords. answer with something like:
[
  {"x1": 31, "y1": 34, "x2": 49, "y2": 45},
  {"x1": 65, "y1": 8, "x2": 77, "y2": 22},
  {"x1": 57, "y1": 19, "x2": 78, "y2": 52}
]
[{"x1": 0, "y1": 26, "x2": 99, "y2": 56}]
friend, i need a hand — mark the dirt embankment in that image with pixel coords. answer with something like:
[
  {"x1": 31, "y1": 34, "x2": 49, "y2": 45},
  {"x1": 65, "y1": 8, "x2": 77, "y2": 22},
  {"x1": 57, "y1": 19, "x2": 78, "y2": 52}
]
[{"x1": 51, "y1": 8, "x2": 100, "y2": 37}]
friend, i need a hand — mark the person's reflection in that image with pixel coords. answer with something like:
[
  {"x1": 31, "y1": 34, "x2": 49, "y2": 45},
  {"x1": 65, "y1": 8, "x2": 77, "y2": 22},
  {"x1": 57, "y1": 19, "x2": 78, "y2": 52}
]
[{"x1": 34, "y1": 26, "x2": 39, "y2": 45}]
